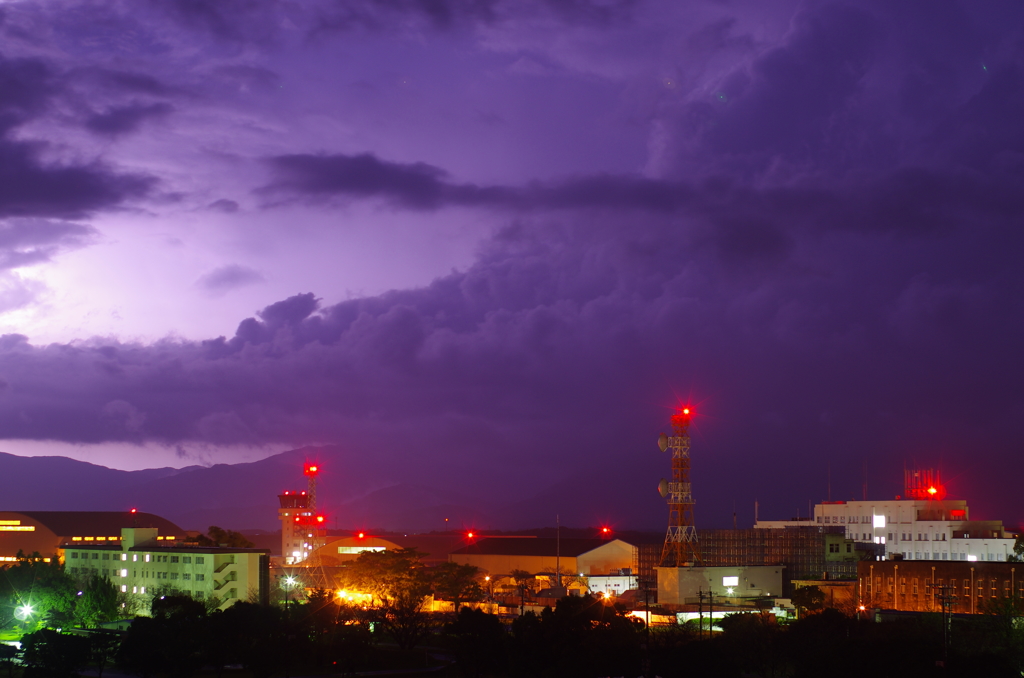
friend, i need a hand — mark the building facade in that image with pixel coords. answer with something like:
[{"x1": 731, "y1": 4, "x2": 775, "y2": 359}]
[
  {"x1": 64, "y1": 527, "x2": 269, "y2": 611},
  {"x1": 858, "y1": 560, "x2": 1024, "y2": 614},
  {"x1": 0, "y1": 511, "x2": 183, "y2": 562}
]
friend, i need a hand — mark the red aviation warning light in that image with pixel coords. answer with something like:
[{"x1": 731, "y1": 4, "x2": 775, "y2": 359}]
[
  {"x1": 130, "y1": 508, "x2": 137, "y2": 514},
  {"x1": 304, "y1": 463, "x2": 319, "y2": 477},
  {"x1": 316, "y1": 515, "x2": 325, "y2": 523},
  {"x1": 357, "y1": 532, "x2": 365, "y2": 539},
  {"x1": 467, "y1": 532, "x2": 475, "y2": 539},
  {"x1": 905, "y1": 469, "x2": 947, "y2": 500}
]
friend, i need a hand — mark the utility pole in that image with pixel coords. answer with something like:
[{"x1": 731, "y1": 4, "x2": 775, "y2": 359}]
[{"x1": 934, "y1": 584, "x2": 957, "y2": 666}]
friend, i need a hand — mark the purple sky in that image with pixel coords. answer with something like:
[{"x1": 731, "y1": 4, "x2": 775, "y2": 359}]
[{"x1": 0, "y1": 0, "x2": 1022, "y2": 529}]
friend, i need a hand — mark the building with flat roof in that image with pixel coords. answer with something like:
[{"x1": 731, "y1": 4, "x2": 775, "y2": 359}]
[
  {"x1": 449, "y1": 537, "x2": 635, "y2": 578},
  {"x1": 756, "y1": 471, "x2": 1017, "y2": 562},
  {"x1": 858, "y1": 560, "x2": 1024, "y2": 615},
  {"x1": 64, "y1": 527, "x2": 269, "y2": 611},
  {"x1": 0, "y1": 511, "x2": 184, "y2": 562}
]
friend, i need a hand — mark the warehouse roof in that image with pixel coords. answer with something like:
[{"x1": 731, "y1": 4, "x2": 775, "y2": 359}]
[{"x1": 450, "y1": 537, "x2": 631, "y2": 557}]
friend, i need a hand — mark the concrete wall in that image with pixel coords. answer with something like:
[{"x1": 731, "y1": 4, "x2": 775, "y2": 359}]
[{"x1": 657, "y1": 565, "x2": 784, "y2": 605}]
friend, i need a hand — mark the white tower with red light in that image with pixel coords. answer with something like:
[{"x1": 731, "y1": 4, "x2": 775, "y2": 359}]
[{"x1": 276, "y1": 462, "x2": 327, "y2": 565}]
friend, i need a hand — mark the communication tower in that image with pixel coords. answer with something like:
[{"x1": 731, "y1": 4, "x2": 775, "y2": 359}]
[{"x1": 657, "y1": 407, "x2": 702, "y2": 567}]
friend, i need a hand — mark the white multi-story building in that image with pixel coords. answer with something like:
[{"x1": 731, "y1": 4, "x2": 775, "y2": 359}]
[
  {"x1": 64, "y1": 527, "x2": 269, "y2": 610},
  {"x1": 757, "y1": 495, "x2": 1016, "y2": 562}
]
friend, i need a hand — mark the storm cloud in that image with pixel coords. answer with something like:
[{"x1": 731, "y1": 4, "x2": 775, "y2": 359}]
[{"x1": 0, "y1": 0, "x2": 1021, "y2": 529}]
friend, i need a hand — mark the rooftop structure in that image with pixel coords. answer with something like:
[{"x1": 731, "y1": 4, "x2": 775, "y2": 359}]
[
  {"x1": 64, "y1": 527, "x2": 270, "y2": 611},
  {"x1": 756, "y1": 469, "x2": 1016, "y2": 562},
  {"x1": 0, "y1": 511, "x2": 184, "y2": 562}
]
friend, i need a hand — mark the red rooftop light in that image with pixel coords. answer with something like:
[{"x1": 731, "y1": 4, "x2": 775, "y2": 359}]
[{"x1": 130, "y1": 508, "x2": 137, "y2": 514}]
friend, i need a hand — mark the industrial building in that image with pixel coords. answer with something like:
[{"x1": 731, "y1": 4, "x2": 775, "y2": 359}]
[
  {"x1": 65, "y1": 527, "x2": 270, "y2": 610},
  {"x1": 0, "y1": 511, "x2": 184, "y2": 562},
  {"x1": 449, "y1": 537, "x2": 635, "y2": 578},
  {"x1": 756, "y1": 469, "x2": 1017, "y2": 562},
  {"x1": 656, "y1": 565, "x2": 784, "y2": 605},
  {"x1": 858, "y1": 560, "x2": 1024, "y2": 614}
]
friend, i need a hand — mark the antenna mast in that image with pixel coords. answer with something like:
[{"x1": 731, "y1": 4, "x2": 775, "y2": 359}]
[{"x1": 657, "y1": 407, "x2": 701, "y2": 567}]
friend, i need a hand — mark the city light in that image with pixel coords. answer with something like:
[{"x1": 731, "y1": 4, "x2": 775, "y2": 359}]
[{"x1": 15, "y1": 604, "x2": 33, "y2": 620}]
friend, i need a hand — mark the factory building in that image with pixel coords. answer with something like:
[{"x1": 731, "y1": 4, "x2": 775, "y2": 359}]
[
  {"x1": 858, "y1": 560, "x2": 1024, "y2": 615},
  {"x1": 449, "y1": 537, "x2": 635, "y2": 578},
  {"x1": 0, "y1": 511, "x2": 184, "y2": 562},
  {"x1": 756, "y1": 470, "x2": 1017, "y2": 562},
  {"x1": 65, "y1": 527, "x2": 270, "y2": 610}
]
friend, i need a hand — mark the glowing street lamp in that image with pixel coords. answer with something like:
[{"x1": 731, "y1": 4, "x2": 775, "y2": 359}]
[{"x1": 15, "y1": 604, "x2": 33, "y2": 621}]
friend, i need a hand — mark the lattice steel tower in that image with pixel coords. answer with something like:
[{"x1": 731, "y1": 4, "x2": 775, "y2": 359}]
[{"x1": 657, "y1": 407, "x2": 702, "y2": 567}]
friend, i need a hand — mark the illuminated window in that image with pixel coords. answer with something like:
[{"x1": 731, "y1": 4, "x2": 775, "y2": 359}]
[
  {"x1": 722, "y1": 576, "x2": 739, "y2": 587},
  {"x1": 140, "y1": 587, "x2": 146, "y2": 594},
  {"x1": 121, "y1": 585, "x2": 127, "y2": 593},
  {"x1": 121, "y1": 554, "x2": 127, "y2": 561},
  {"x1": 120, "y1": 569, "x2": 128, "y2": 577},
  {"x1": 145, "y1": 554, "x2": 150, "y2": 562},
  {"x1": 132, "y1": 554, "x2": 138, "y2": 562},
  {"x1": 873, "y1": 515, "x2": 885, "y2": 528}
]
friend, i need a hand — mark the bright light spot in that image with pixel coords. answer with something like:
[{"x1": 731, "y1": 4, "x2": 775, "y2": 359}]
[
  {"x1": 726, "y1": 587, "x2": 735, "y2": 595},
  {"x1": 601, "y1": 527, "x2": 610, "y2": 534},
  {"x1": 927, "y1": 486, "x2": 937, "y2": 495},
  {"x1": 467, "y1": 532, "x2": 474, "y2": 539},
  {"x1": 873, "y1": 515, "x2": 886, "y2": 528},
  {"x1": 316, "y1": 515, "x2": 325, "y2": 523},
  {"x1": 682, "y1": 408, "x2": 690, "y2": 415},
  {"x1": 723, "y1": 576, "x2": 739, "y2": 586},
  {"x1": 967, "y1": 555, "x2": 977, "y2": 562},
  {"x1": 485, "y1": 576, "x2": 490, "y2": 581},
  {"x1": 14, "y1": 604, "x2": 33, "y2": 620},
  {"x1": 357, "y1": 532, "x2": 365, "y2": 539},
  {"x1": 130, "y1": 508, "x2": 137, "y2": 514},
  {"x1": 858, "y1": 605, "x2": 866, "y2": 611}
]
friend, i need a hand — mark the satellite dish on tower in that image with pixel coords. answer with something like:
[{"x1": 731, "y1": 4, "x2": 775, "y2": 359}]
[
  {"x1": 658, "y1": 478, "x2": 669, "y2": 498},
  {"x1": 657, "y1": 433, "x2": 668, "y2": 452}
]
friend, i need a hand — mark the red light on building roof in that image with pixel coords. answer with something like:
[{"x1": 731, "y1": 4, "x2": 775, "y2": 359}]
[
  {"x1": 927, "y1": 486, "x2": 937, "y2": 495},
  {"x1": 357, "y1": 532, "x2": 365, "y2": 539},
  {"x1": 316, "y1": 515, "x2": 325, "y2": 523},
  {"x1": 295, "y1": 517, "x2": 300, "y2": 522},
  {"x1": 130, "y1": 508, "x2": 137, "y2": 514},
  {"x1": 601, "y1": 527, "x2": 610, "y2": 534},
  {"x1": 467, "y1": 532, "x2": 475, "y2": 539}
]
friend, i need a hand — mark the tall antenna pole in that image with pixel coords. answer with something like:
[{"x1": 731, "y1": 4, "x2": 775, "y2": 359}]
[{"x1": 657, "y1": 407, "x2": 701, "y2": 567}]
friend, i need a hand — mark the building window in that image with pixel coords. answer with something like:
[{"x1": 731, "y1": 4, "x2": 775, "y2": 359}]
[
  {"x1": 900, "y1": 578, "x2": 906, "y2": 594},
  {"x1": 121, "y1": 585, "x2": 127, "y2": 593},
  {"x1": 70, "y1": 552, "x2": 78, "y2": 559},
  {"x1": 196, "y1": 574, "x2": 205, "y2": 581},
  {"x1": 145, "y1": 554, "x2": 151, "y2": 562},
  {"x1": 170, "y1": 556, "x2": 179, "y2": 563},
  {"x1": 183, "y1": 556, "x2": 191, "y2": 564},
  {"x1": 196, "y1": 557, "x2": 205, "y2": 565},
  {"x1": 183, "y1": 573, "x2": 191, "y2": 581},
  {"x1": 92, "y1": 553, "x2": 99, "y2": 560},
  {"x1": 912, "y1": 579, "x2": 918, "y2": 595},
  {"x1": 170, "y1": 573, "x2": 179, "y2": 580},
  {"x1": 120, "y1": 569, "x2": 128, "y2": 577},
  {"x1": 121, "y1": 554, "x2": 127, "y2": 561}
]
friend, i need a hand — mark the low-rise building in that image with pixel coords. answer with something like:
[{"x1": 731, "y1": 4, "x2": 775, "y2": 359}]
[
  {"x1": 858, "y1": 560, "x2": 1024, "y2": 615},
  {"x1": 449, "y1": 537, "x2": 635, "y2": 578},
  {"x1": 0, "y1": 511, "x2": 183, "y2": 562},
  {"x1": 64, "y1": 527, "x2": 269, "y2": 611}
]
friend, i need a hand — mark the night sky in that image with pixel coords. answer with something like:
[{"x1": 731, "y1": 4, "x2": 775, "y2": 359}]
[{"x1": 0, "y1": 0, "x2": 1022, "y2": 530}]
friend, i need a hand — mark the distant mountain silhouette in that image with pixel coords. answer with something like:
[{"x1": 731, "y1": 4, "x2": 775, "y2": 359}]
[{"x1": 0, "y1": 446, "x2": 668, "y2": 535}]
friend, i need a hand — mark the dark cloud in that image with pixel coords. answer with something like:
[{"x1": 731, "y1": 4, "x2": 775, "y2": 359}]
[
  {"x1": 196, "y1": 265, "x2": 265, "y2": 294},
  {"x1": 0, "y1": 140, "x2": 155, "y2": 219},
  {"x1": 84, "y1": 101, "x2": 174, "y2": 137},
  {"x1": 0, "y1": 54, "x2": 156, "y2": 218},
  {"x1": 0, "y1": 219, "x2": 96, "y2": 270}
]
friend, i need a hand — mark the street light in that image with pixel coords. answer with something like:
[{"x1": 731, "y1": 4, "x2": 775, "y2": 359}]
[
  {"x1": 283, "y1": 576, "x2": 297, "y2": 612},
  {"x1": 14, "y1": 604, "x2": 33, "y2": 621}
]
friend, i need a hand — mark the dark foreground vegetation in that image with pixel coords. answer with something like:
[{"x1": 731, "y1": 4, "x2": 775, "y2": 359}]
[{"x1": 3, "y1": 596, "x2": 1024, "y2": 678}]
